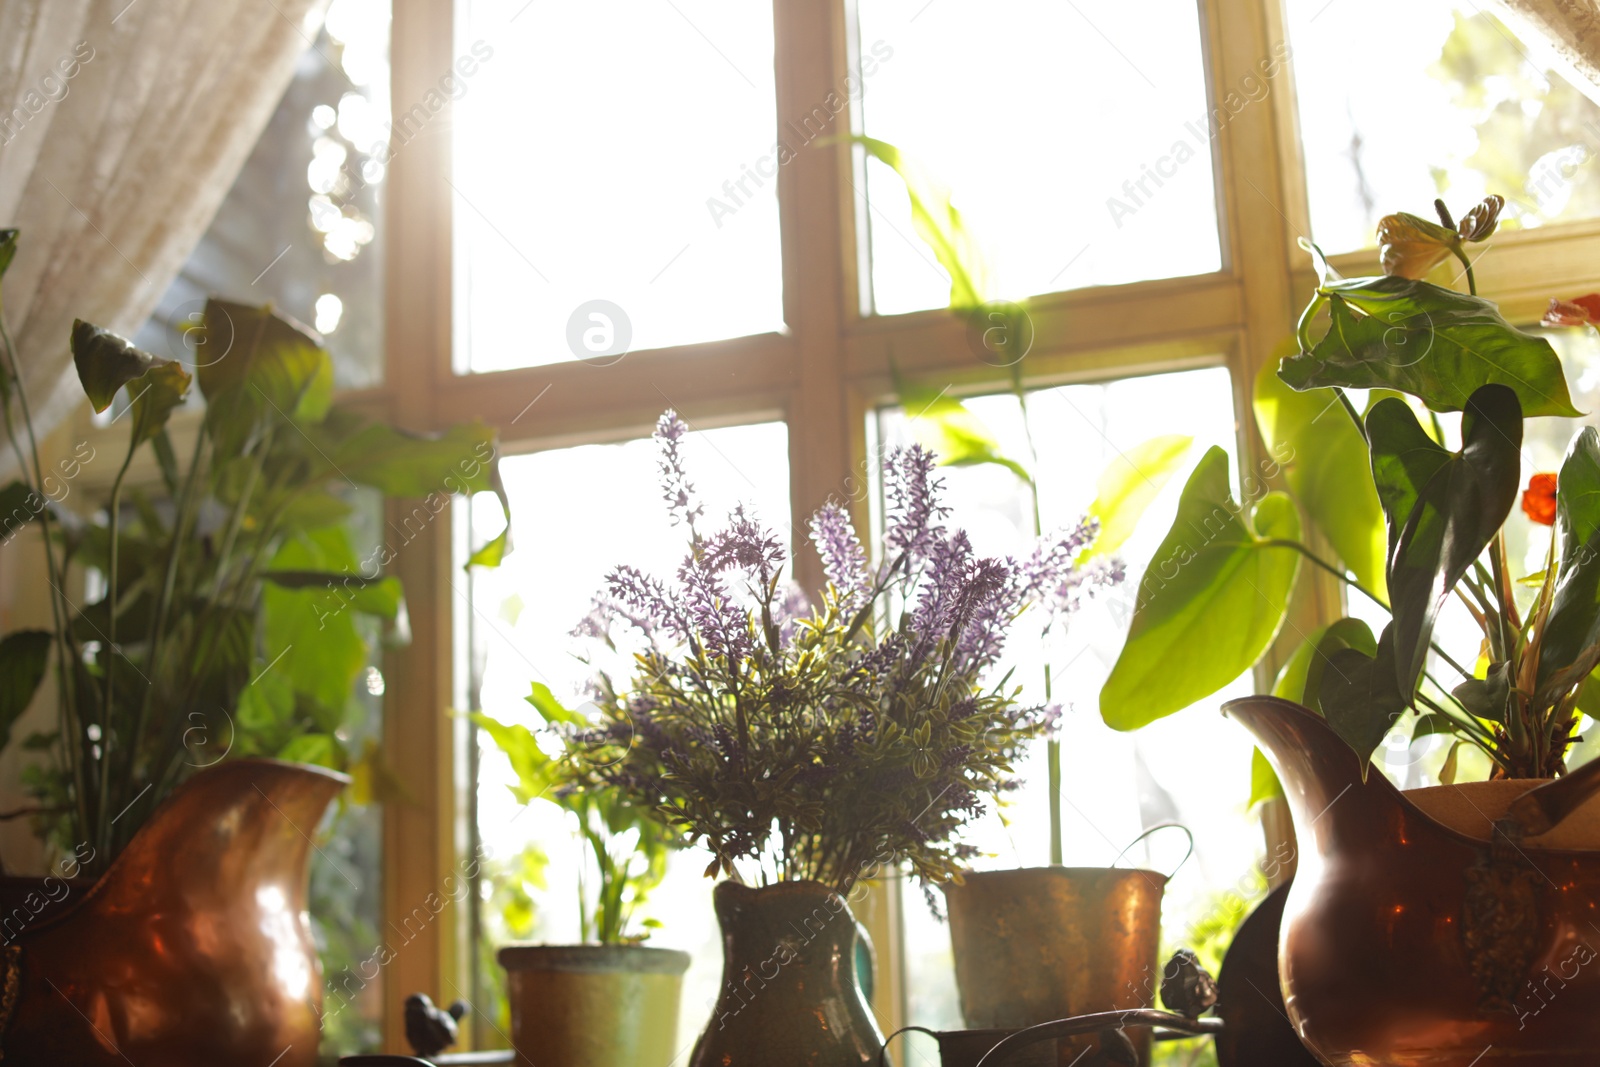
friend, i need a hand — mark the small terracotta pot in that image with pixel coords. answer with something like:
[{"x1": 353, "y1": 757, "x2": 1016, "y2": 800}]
[
  {"x1": 943, "y1": 867, "x2": 1167, "y2": 1066},
  {"x1": 497, "y1": 944, "x2": 690, "y2": 1067}
]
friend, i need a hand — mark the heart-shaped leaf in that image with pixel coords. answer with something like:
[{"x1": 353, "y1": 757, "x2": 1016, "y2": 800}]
[
  {"x1": 1083, "y1": 434, "x2": 1193, "y2": 561},
  {"x1": 70, "y1": 320, "x2": 184, "y2": 414},
  {"x1": 197, "y1": 300, "x2": 333, "y2": 456},
  {"x1": 1453, "y1": 660, "x2": 1512, "y2": 722},
  {"x1": 1281, "y1": 276, "x2": 1578, "y2": 417},
  {"x1": 1367, "y1": 384, "x2": 1522, "y2": 695},
  {"x1": 1254, "y1": 358, "x2": 1386, "y2": 597},
  {"x1": 1100, "y1": 446, "x2": 1301, "y2": 730},
  {"x1": 128, "y1": 360, "x2": 192, "y2": 446},
  {"x1": 1318, "y1": 623, "x2": 1409, "y2": 770},
  {"x1": 1272, "y1": 616, "x2": 1378, "y2": 714},
  {"x1": 0, "y1": 630, "x2": 51, "y2": 752}
]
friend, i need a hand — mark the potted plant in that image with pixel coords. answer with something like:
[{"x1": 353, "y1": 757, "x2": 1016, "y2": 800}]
[
  {"x1": 557, "y1": 410, "x2": 1110, "y2": 1066},
  {"x1": 475, "y1": 684, "x2": 686, "y2": 1067},
  {"x1": 1101, "y1": 192, "x2": 1600, "y2": 1062},
  {"x1": 850, "y1": 136, "x2": 1190, "y2": 1049},
  {"x1": 0, "y1": 230, "x2": 508, "y2": 1065}
]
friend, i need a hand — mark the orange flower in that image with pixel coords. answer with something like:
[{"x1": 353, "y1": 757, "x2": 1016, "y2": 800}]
[
  {"x1": 1522, "y1": 472, "x2": 1558, "y2": 526},
  {"x1": 1543, "y1": 293, "x2": 1600, "y2": 327}
]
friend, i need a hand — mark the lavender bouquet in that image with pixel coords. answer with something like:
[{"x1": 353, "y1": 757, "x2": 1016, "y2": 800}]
[{"x1": 572, "y1": 411, "x2": 1121, "y2": 895}]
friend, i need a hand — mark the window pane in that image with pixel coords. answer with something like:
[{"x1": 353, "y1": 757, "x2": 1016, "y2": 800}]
[
  {"x1": 133, "y1": 0, "x2": 388, "y2": 389},
  {"x1": 461, "y1": 421, "x2": 791, "y2": 1047},
  {"x1": 1288, "y1": 0, "x2": 1600, "y2": 253},
  {"x1": 855, "y1": 0, "x2": 1222, "y2": 317},
  {"x1": 871, "y1": 368, "x2": 1255, "y2": 1060},
  {"x1": 454, "y1": 1, "x2": 784, "y2": 372}
]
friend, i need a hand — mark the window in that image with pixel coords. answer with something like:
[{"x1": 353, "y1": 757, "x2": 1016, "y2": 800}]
[
  {"x1": 1286, "y1": 0, "x2": 1600, "y2": 253},
  {"x1": 855, "y1": 0, "x2": 1222, "y2": 313},
  {"x1": 97, "y1": 0, "x2": 1600, "y2": 1053}
]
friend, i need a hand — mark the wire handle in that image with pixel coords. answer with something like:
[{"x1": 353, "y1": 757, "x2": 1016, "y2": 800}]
[{"x1": 1112, "y1": 822, "x2": 1194, "y2": 880}]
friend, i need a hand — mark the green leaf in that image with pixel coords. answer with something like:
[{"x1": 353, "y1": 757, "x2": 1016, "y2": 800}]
[
  {"x1": 198, "y1": 300, "x2": 333, "y2": 456},
  {"x1": 894, "y1": 367, "x2": 1031, "y2": 483},
  {"x1": 1083, "y1": 434, "x2": 1193, "y2": 561},
  {"x1": 1453, "y1": 661, "x2": 1511, "y2": 722},
  {"x1": 70, "y1": 320, "x2": 187, "y2": 415},
  {"x1": 277, "y1": 732, "x2": 342, "y2": 769},
  {"x1": 1271, "y1": 617, "x2": 1377, "y2": 714},
  {"x1": 261, "y1": 527, "x2": 370, "y2": 715},
  {"x1": 313, "y1": 409, "x2": 500, "y2": 497},
  {"x1": 1281, "y1": 276, "x2": 1579, "y2": 417},
  {"x1": 473, "y1": 711, "x2": 561, "y2": 805},
  {"x1": 1537, "y1": 429, "x2": 1600, "y2": 692},
  {"x1": 843, "y1": 135, "x2": 989, "y2": 310},
  {"x1": 527, "y1": 681, "x2": 586, "y2": 727},
  {"x1": 0, "y1": 481, "x2": 41, "y2": 540},
  {"x1": 1436, "y1": 739, "x2": 1463, "y2": 784},
  {"x1": 1253, "y1": 359, "x2": 1386, "y2": 598},
  {"x1": 128, "y1": 360, "x2": 193, "y2": 446},
  {"x1": 0, "y1": 630, "x2": 51, "y2": 752},
  {"x1": 1318, "y1": 622, "x2": 1409, "y2": 769},
  {"x1": 466, "y1": 463, "x2": 512, "y2": 570},
  {"x1": 1100, "y1": 446, "x2": 1302, "y2": 730},
  {"x1": 1248, "y1": 747, "x2": 1282, "y2": 808},
  {"x1": 261, "y1": 570, "x2": 403, "y2": 619},
  {"x1": 1367, "y1": 384, "x2": 1522, "y2": 694}
]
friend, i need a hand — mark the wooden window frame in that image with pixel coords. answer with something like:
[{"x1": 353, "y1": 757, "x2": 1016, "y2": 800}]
[{"x1": 62, "y1": 0, "x2": 1600, "y2": 1050}]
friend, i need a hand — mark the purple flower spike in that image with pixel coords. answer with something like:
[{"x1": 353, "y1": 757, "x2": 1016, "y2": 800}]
[
  {"x1": 810, "y1": 502, "x2": 870, "y2": 610},
  {"x1": 655, "y1": 410, "x2": 704, "y2": 532}
]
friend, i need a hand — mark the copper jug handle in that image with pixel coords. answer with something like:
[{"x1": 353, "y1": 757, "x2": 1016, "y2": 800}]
[{"x1": 1112, "y1": 822, "x2": 1194, "y2": 879}]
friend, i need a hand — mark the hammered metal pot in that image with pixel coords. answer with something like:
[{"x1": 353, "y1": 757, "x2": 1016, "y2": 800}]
[
  {"x1": 943, "y1": 866, "x2": 1167, "y2": 1066},
  {"x1": 498, "y1": 944, "x2": 690, "y2": 1067},
  {"x1": 0, "y1": 758, "x2": 347, "y2": 1065},
  {"x1": 1227, "y1": 694, "x2": 1600, "y2": 1066}
]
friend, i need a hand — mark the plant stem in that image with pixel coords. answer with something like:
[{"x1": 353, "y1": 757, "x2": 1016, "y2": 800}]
[
  {"x1": 1451, "y1": 245, "x2": 1478, "y2": 297},
  {"x1": 98, "y1": 441, "x2": 136, "y2": 854},
  {"x1": 1013, "y1": 382, "x2": 1061, "y2": 866},
  {"x1": 1334, "y1": 388, "x2": 1366, "y2": 441},
  {"x1": 1261, "y1": 539, "x2": 1388, "y2": 610}
]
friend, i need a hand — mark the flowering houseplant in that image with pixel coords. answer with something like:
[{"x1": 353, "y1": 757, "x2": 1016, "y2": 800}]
[
  {"x1": 475, "y1": 682, "x2": 675, "y2": 944},
  {"x1": 569, "y1": 411, "x2": 1120, "y2": 895},
  {"x1": 1102, "y1": 192, "x2": 1600, "y2": 782}
]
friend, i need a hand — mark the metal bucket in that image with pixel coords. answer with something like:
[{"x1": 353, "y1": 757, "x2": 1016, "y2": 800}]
[{"x1": 943, "y1": 867, "x2": 1167, "y2": 1066}]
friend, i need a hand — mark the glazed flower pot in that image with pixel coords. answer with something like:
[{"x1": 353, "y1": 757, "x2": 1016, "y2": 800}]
[
  {"x1": 689, "y1": 880, "x2": 885, "y2": 1066},
  {"x1": 1228, "y1": 694, "x2": 1600, "y2": 1066},
  {"x1": 0, "y1": 758, "x2": 347, "y2": 1065},
  {"x1": 943, "y1": 867, "x2": 1167, "y2": 1066},
  {"x1": 497, "y1": 943, "x2": 690, "y2": 1066}
]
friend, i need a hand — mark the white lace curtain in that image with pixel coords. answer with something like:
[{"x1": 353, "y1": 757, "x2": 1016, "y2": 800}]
[
  {"x1": 0, "y1": 0, "x2": 330, "y2": 438},
  {"x1": 1498, "y1": 1, "x2": 1600, "y2": 98}
]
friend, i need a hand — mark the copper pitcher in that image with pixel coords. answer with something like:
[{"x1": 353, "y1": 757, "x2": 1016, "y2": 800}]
[
  {"x1": 0, "y1": 757, "x2": 348, "y2": 1065},
  {"x1": 1227, "y1": 695, "x2": 1600, "y2": 1066}
]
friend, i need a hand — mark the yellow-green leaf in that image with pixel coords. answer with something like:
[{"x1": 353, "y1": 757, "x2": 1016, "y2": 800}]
[{"x1": 1083, "y1": 434, "x2": 1192, "y2": 561}]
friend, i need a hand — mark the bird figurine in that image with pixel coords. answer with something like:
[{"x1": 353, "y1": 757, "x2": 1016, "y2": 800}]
[
  {"x1": 404, "y1": 992, "x2": 468, "y2": 1057},
  {"x1": 1160, "y1": 948, "x2": 1219, "y2": 1019}
]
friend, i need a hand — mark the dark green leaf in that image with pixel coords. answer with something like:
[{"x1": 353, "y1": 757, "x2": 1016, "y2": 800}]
[
  {"x1": 1281, "y1": 276, "x2": 1579, "y2": 417},
  {"x1": 198, "y1": 300, "x2": 333, "y2": 456},
  {"x1": 1100, "y1": 446, "x2": 1302, "y2": 730},
  {"x1": 0, "y1": 630, "x2": 51, "y2": 752},
  {"x1": 1453, "y1": 661, "x2": 1511, "y2": 722},
  {"x1": 128, "y1": 360, "x2": 192, "y2": 446},
  {"x1": 0, "y1": 481, "x2": 41, "y2": 542},
  {"x1": 1273, "y1": 616, "x2": 1378, "y2": 714},
  {"x1": 1254, "y1": 358, "x2": 1386, "y2": 597},
  {"x1": 1367, "y1": 384, "x2": 1522, "y2": 694},
  {"x1": 70, "y1": 320, "x2": 186, "y2": 415},
  {"x1": 1318, "y1": 623, "x2": 1408, "y2": 769}
]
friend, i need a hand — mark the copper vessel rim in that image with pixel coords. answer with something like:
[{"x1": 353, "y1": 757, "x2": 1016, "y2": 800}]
[
  {"x1": 16, "y1": 757, "x2": 350, "y2": 941},
  {"x1": 1223, "y1": 694, "x2": 1600, "y2": 857}
]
